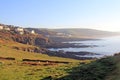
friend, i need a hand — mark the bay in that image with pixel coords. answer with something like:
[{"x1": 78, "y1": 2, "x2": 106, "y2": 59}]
[{"x1": 49, "y1": 36, "x2": 120, "y2": 57}]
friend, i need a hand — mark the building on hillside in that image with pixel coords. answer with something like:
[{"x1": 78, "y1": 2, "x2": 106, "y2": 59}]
[
  {"x1": 0, "y1": 26, "x2": 3, "y2": 30},
  {"x1": 15, "y1": 27, "x2": 24, "y2": 35},
  {"x1": 57, "y1": 33, "x2": 64, "y2": 35},
  {"x1": 15, "y1": 27, "x2": 24, "y2": 32},
  {"x1": 31, "y1": 30, "x2": 35, "y2": 34},
  {"x1": 4, "y1": 27, "x2": 10, "y2": 31}
]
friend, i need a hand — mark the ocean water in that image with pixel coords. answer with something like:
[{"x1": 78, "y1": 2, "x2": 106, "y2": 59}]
[{"x1": 49, "y1": 36, "x2": 120, "y2": 57}]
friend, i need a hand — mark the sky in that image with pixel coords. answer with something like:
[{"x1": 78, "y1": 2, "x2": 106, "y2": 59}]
[{"x1": 0, "y1": 0, "x2": 120, "y2": 32}]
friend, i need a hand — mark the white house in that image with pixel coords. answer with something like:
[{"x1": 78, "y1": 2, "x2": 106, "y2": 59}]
[
  {"x1": 15, "y1": 27, "x2": 24, "y2": 35},
  {"x1": 4, "y1": 27, "x2": 10, "y2": 31},
  {"x1": 16, "y1": 27, "x2": 24, "y2": 32},
  {"x1": 31, "y1": 30, "x2": 35, "y2": 34},
  {"x1": 57, "y1": 33, "x2": 64, "y2": 35},
  {"x1": 0, "y1": 26, "x2": 3, "y2": 30}
]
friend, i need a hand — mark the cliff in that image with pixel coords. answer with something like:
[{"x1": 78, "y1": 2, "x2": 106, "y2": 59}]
[{"x1": 0, "y1": 25, "x2": 50, "y2": 47}]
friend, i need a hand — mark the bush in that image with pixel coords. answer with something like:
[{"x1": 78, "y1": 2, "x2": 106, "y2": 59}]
[{"x1": 57, "y1": 57, "x2": 116, "y2": 80}]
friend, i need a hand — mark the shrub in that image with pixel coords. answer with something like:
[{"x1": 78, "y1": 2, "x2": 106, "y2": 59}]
[{"x1": 57, "y1": 57, "x2": 116, "y2": 80}]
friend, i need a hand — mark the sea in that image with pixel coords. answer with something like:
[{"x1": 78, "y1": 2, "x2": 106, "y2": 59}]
[{"x1": 49, "y1": 36, "x2": 120, "y2": 58}]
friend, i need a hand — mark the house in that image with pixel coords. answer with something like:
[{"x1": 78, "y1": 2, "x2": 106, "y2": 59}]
[
  {"x1": 57, "y1": 33, "x2": 64, "y2": 35},
  {"x1": 16, "y1": 27, "x2": 24, "y2": 32},
  {"x1": 0, "y1": 26, "x2": 3, "y2": 30},
  {"x1": 31, "y1": 30, "x2": 35, "y2": 34},
  {"x1": 4, "y1": 27, "x2": 10, "y2": 31},
  {"x1": 15, "y1": 27, "x2": 24, "y2": 35}
]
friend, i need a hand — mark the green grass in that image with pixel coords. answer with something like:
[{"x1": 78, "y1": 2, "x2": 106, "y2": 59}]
[
  {"x1": 105, "y1": 54, "x2": 120, "y2": 80},
  {"x1": 0, "y1": 41, "x2": 80, "y2": 62},
  {"x1": 0, "y1": 40, "x2": 90, "y2": 80},
  {"x1": 0, "y1": 60, "x2": 80, "y2": 80},
  {"x1": 55, "y1": 56, "x2": 115, "y2": 80}
]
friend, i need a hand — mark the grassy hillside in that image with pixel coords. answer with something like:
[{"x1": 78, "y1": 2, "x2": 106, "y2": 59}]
[
  {"x1": 0, "y1": 39, "x2": 79, "y2": 61},
  {"x1": 55, "y1": 56, "x2": 115, "y2": 80},
  {"x1": 53, "y1": 53, "x2": 120, "y2": 80},
  {"x1": 105, "y1": 53, "x2": 120, "y2": 80},
  {"x1": 0, "y1": 39, "x2": 91, "y2": 80}
]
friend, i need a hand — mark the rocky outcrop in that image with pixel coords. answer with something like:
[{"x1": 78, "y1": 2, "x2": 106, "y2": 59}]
[
  {"x1": 12, "y1": 46, "x2": 47, "y2": 53},
  {"x1": 0, "y1": 28, "x2": 50, "y2": 47},
  {"x1": 11, "y1": 34, "x2": 50, "y2": 46}
]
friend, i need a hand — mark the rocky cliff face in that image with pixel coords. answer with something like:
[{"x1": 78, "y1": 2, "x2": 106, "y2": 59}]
[
  {"x1": 11, "y1": 34, "x2": 50, "y2": 47},
  {"x1": 0, "y1": 29, "x2": 50, "y2": 47}
]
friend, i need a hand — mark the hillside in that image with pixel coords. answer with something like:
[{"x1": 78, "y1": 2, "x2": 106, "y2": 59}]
[
  {"x1": 0, "y1": 38, "x2": 79, "y2": 61},
  {"x1": 0, "y1": 24, "x2": 85, "y2": 61},
  {"x1": 53, "y1": 28, "x2": 120, "y2": 38},
  {"x1": 42, "y1": 53, "x2": 120, "y2": 80},
  {"x1": 48, "y1": 53, "x2": 120, "y2": 80},
  {"x1": 26, "y1": 28, "x2": 120, "y2": 42},
  {"x1": 0, "y1": 37, "x2": 84, "y2": 80},
  {"x1": 26, "y1": 28, "x2": 57, "y2": 36},
  {"x1": 0, "y1": 24, "x2": 50, "y2": 48},
  {"x1": 26, "y1": 28, "x2": 120, "y2": 38},
  {"x1": 0, "y1": 23, "x2": 88, "y2": 80},
  {"x1": 105, "y1": 53, "x2": 120, "y2": 80},
  {"x1": 0, "y1": 23, "x2": 97, "y2": 60}
]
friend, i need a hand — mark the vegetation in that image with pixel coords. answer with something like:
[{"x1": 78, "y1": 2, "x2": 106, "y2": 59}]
[
  {"x1": 54, "y1": 57, "x2": 116, "y2": 80},
  {"x1": 0, "y1": 39, "x2": 86, "y2": 80},
  {"x1": 0, "y1": 39, "x2": 79, "y2": 62},
  {"x1": 105, "y1": 53, "x2": 120, "y2": 80},
  {"x1": 0, "y1": 60, "x2": 80, "y2": 80}
]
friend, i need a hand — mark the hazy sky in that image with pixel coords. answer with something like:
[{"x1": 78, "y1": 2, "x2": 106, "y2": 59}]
[{"x1": 0, "y1": 0, "x2": 120, "y2": 31}]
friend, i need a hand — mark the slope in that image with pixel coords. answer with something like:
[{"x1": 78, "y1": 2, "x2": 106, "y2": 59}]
[
  {"x1": 0, "y1": 39, "x2": 78, "y2": 62},
  {"x1": 105, "y1": 53, "x2": 120, "y2": 80},
  {"x1": 0, "y1": 38, "x2": 85, "y2": 80},
  {"x1": 54, "y1": 28, "x2": 120, "y2": 38}
]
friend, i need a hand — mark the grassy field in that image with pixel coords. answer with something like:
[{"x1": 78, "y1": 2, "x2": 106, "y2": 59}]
[
  {"x1": 56, "y1": 56, "x2": 115, "y2": 80},
  {"x1": 0, "y1": 60, "x2": 80, "y2": 80},
  {"x1": 0, "y1": 39, "x2": 80, "y2": 62},
  {"x1": 0, "y1": 39, "x2": 91, "y2": 80}
]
